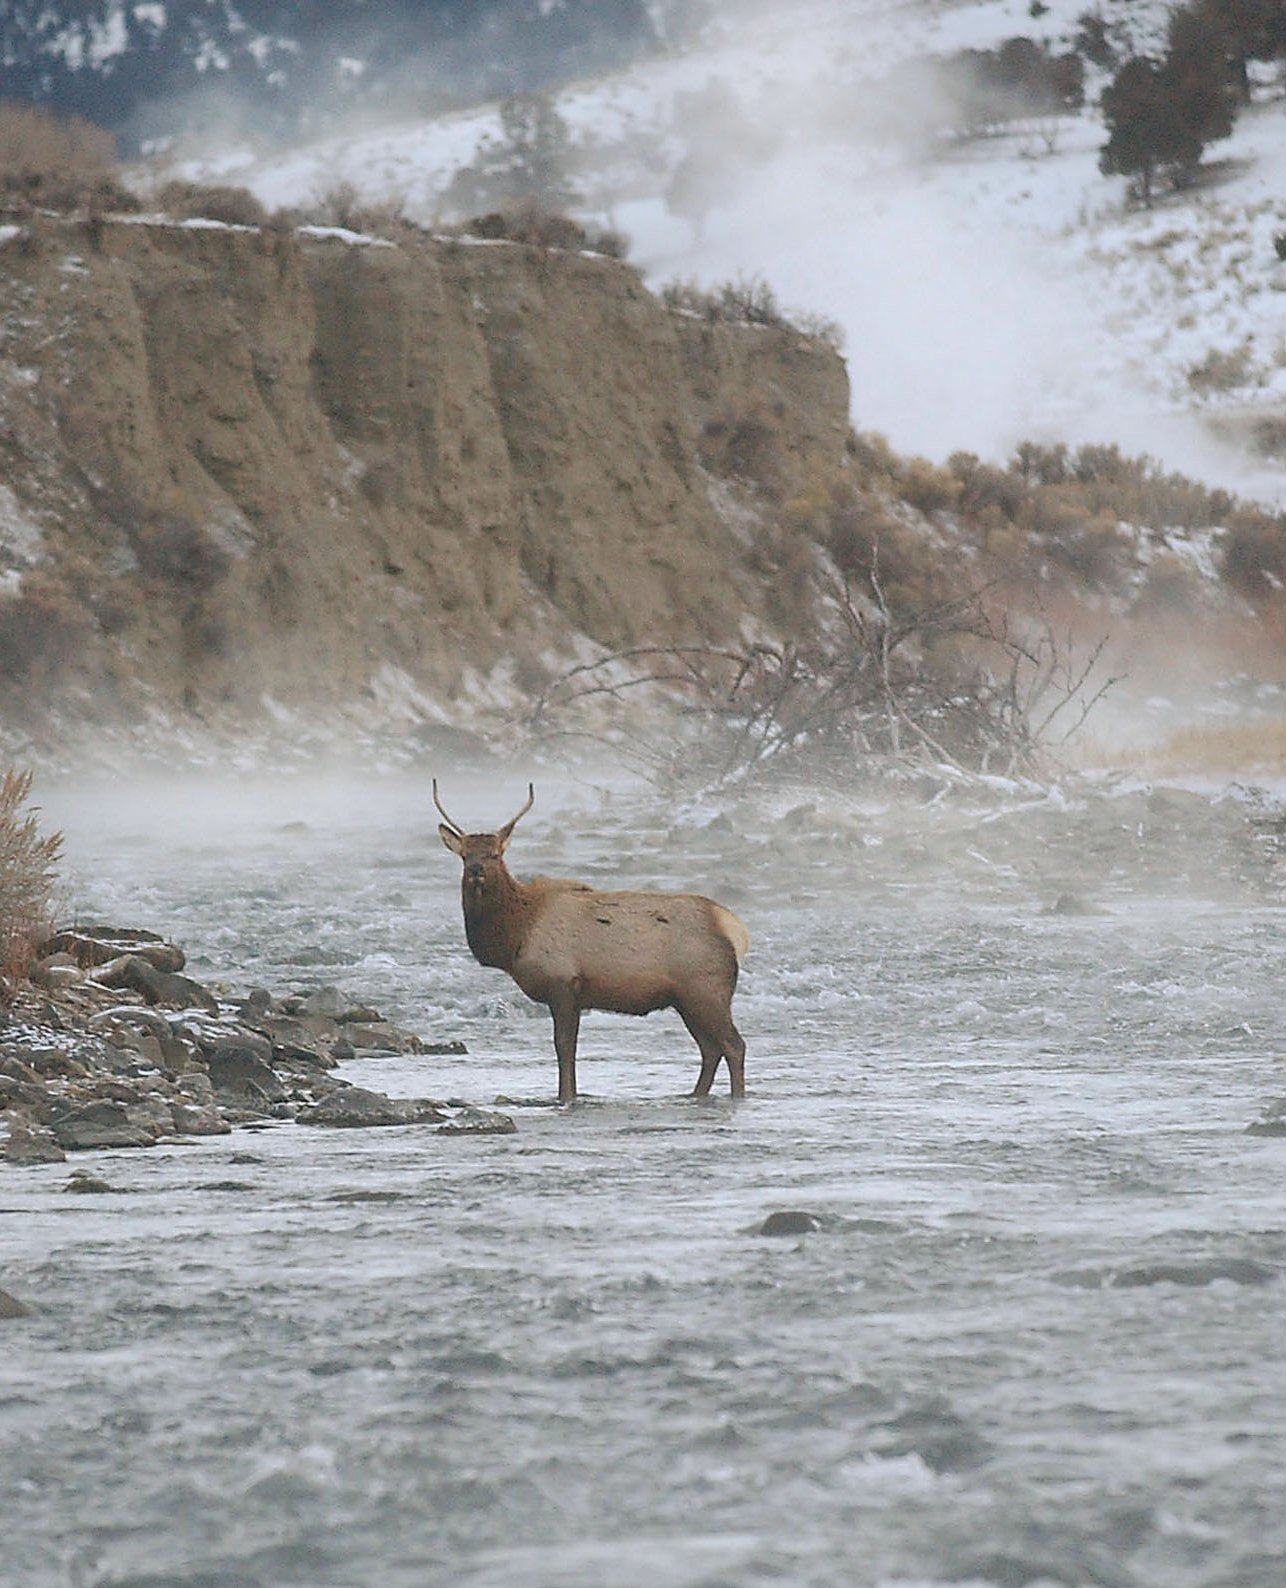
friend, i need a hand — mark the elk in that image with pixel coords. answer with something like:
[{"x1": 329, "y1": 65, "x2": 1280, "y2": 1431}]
[{"x1": 434, "y1": 781, "x2": 749, "y2": 1103}]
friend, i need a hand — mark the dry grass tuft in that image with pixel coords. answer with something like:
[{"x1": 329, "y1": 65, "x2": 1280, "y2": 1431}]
[
  {"x1": 0, "y1": 768, "x2": 61, "y2": 998},
  {"x1": 1141, "y1": 721, "x2": 1286, "y2": 776},
  {"x1": 0, "y1": 100, "x2": 134, "y2": 212}
]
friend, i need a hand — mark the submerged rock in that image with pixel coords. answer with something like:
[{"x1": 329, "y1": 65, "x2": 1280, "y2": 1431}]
[
  {"x1": 3, "y1": 1122, "x2": 65, "y2": 1164},
  {"x1": 65, "y1": 1168, "x2": 113, "y2": 1194},
  {"x1": 1047, "y1": 891, "x2": 1094, "y2": 915},
  {"x1": 437, "y1": 1106, "x2": 517, "y2": 1136},
  {"x1": 1246, "y1": 1098, "x2": 1286, "y2": 1136},
  {"x1": 0, "y1": 1288, "x2": 34, "y2": 1319},
  {"x1": 874, "y1": 1396, "x2": 994, "y2": 1473},
  {"x1": 757, "y1": 1209, "x2": 824, "y2": 1236},
  {"x1": 50, "y1": 1102, "x2": 158, "y2": 1152},
  {"x1": 296, "y1": 1086, "x2": 447, "y2": 1128},
  {"x1": 1059, "y1": 1257, "x2": 1275, "y2": 1289}
]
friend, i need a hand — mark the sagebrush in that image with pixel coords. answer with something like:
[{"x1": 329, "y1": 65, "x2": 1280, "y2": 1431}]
[
  {"x1": 0, "y1": 100, "x2": 133, "y2": 212},
  {"x1": 0, "y1": 768, "x2": 61, "y2": 996}
]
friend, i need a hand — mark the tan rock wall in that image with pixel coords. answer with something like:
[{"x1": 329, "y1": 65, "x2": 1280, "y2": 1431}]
[{"x1": 0, "y1": 217, "x2": 850, "y2": 737}]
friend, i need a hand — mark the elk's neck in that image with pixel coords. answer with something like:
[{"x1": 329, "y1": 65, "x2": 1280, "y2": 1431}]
[{"x1": 462, "y1": 865, "x2": 531, "y2": 971}]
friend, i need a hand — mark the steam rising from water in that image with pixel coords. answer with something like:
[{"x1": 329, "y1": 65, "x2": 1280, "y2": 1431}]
[
  {"x1": 161, "y1": 1, "x2": 1284, "y2": 501},
  {"x1": 625, "y1": 43, "x2": 1284, "y2": 501}
]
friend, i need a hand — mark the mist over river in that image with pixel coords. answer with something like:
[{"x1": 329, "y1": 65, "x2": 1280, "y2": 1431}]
[{"x1": 5, "y1": 766, "x2": 1286, "y2": 1588}]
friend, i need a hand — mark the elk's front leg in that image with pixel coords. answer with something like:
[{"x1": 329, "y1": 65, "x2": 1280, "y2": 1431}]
[{"x1": 549, "y1": 990, "x2": 581, "y2": 1104}]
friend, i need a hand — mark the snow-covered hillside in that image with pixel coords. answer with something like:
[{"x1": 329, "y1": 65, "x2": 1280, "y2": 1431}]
[{"x1": 176, "y1": 0, "x2": 1286, "y2": 503}]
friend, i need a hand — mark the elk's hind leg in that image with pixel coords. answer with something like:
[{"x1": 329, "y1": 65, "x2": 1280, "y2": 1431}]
[
  {"x1": 721, "y1": 1017, "x2": 747, "y2": 1099},
  {"x1": 679, "y1": 1004, "x2": 736, "y2": 1099}
]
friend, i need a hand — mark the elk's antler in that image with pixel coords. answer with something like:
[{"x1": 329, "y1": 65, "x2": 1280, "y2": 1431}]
[
  {"x1": 497, "y1": 783, "x2": 535, "y2": 843},
  {"x1": 432, "y1": 778, "x2": 465, "y2": 836}
]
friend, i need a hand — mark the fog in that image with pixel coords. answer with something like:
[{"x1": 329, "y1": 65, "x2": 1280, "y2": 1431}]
[
  {"x1": 614, "y1": 20, "x2": 1286, "y2": 502},
  {"x1": 156, "y1": 0, "x2": 1286, "y2": 503},
  {"x1": 14, "y1": 758, "x2": 1286, "y2": 1588}
]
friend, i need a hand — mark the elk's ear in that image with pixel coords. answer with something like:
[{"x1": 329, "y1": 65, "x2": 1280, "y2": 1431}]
[{"x1": 439, "y1": 824, "x2": 465, "y2": 856}]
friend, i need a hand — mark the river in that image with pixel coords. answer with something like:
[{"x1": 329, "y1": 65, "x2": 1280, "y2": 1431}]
[{"x1": 4, "y1": 765, "x2": 1286, "y2": 1588}]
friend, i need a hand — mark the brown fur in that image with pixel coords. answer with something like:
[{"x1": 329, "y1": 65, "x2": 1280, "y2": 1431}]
[{"x1": 435, "y1": 784, "x2": 748, "y2": 1102}]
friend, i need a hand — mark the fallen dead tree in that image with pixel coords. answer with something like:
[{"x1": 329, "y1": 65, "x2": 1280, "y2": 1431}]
[{"x1": 520, "y1": 562, "x2": 1118, "y2": 792}]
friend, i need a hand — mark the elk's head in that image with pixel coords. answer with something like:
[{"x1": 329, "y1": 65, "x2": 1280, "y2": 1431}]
[{"x1": 435, "y1": 780, "x2": 534, "y2": 901}]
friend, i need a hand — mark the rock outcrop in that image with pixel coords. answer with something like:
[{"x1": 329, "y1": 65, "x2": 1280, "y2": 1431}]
[
  {"x1": 0, "y1": 216, "x2": 849, "y2": 751},
  {"x1": 1, "y1": 922, "x2": 509, "y2": 1159}
]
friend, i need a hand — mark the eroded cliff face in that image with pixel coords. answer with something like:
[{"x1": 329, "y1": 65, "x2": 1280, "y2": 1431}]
[{"x1": 0, "y1": 216, "x2": 849, "y2": 751}]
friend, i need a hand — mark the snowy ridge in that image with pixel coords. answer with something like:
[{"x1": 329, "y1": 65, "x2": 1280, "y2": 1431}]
[{"x1": 170, "y1": 0, "x2": 1286, "y2": 503}]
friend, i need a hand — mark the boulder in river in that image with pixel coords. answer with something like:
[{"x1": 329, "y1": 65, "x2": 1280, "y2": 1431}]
[
  {"x1": 757, "y1": 1209, "x2": 824, "y2": 1236},
  {"x1": 91, "y1": 954, "x2": 219, "y2": 1014},
  {"x1": 49, "y1": 1101, "x2": 158, "y2": 1151},
  {"x1": 0, "y1": 1288, "x2": 34, "y2": 1319},
  {"x1": 341, "y1": 1020, "x2": 428, "y2": 1054},
  {"x1": 40, "y1": 925, "x2": 186, "y2": 973},
  {"x1": 3, "y1": 1121, "x2": 66, "y2": 1163},
  {"x1": 437, "y1": 1106, "x2": 517, "y2": 1136},
  {"x1": 296, "y1": 1086, "x2": 448, "y2": 1128},
  {"x1": 65, "y1": 1168, "x2": 114, "y2": 1194},
  {"x1": 206, "y1": 1045, "x2": 290, "y2": 1104},
  {"x1": 171, "y1": 1100, "x2": 233, "y2": 1135}
]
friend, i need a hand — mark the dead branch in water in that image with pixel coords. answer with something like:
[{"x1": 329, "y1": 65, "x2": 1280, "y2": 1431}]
[{"x1": 519, "y1": 563, "x2": 1121, "y2": 791}]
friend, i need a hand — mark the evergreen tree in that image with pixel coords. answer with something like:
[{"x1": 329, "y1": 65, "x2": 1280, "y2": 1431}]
[
  {"x1": 446, "y1": 91, "x2": 579, "y2": 215},
  {"x1": 1199, "y1": 0, "x2": 1286, "y2": 101},
  {"x1": 1162, "y1": 4, "x2": 1240, "y2": 186},
  {"x1": 1099, "y1": 57, "x2": 1172, "y2": 206},
  {"x1": 1100, "y1": 10, "x2": 1238, "y2": 205}
]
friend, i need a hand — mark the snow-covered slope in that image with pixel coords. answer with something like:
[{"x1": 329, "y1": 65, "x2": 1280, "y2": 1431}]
[{"x1": 175, "y1": 0, "x2": 1286, "y2": 502}]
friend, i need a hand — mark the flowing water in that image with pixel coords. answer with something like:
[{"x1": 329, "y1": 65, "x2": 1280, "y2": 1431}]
[{"x1": 5, "y1": 766, "x2": 1286, "y2": 1588}]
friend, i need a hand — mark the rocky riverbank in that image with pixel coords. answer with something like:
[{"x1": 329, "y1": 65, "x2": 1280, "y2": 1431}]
[{"x1": 0, "y1": 924, "x2": 514, "y2": 1166}]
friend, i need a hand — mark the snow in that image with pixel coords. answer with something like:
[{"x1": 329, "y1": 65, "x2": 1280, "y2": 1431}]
[
  {"x1": 0, "y1": 483, "x2": 45, "y2": 569},
  {"x1": 295, "y1": 225, "x2": 396, "y2": 248},
  {"x1": 168, "y1": 0, "x2": 1286, "y2": 501}
]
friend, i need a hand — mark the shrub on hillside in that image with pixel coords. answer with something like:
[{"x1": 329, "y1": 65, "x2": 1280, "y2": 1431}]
[
  {"x1": 867, "y1": 37, "x2": 1083, "y2": 152},
  {"x1": 661, "y1": 275, "x2": 840, "y2": 345},
  {"x1": 302, "y1": 181, "x2": 411, "y2": 237},
  {"x1": 460, "y1": 204, "x2": 629, "y2": 257},
  {"x1": 698, "y1": 406, "x2": 788, "y2": 499},
  {"x1": 948, "y1": 452, "x2": 1029, "y2": 520},
  {"x1": 662, "y1": 275, "x2": 784, "y2": 327},
  {"x1": 156, "y1": 180, "x2": 268, "y2": 227},
  {"x1": 1073, "y1": 10, "x2": 1119, "y2": 70},
  {"x1": 896, "y1": 457, "x2": 962, "y2": 515},
  {"x1": 0, "y1": 101, "x2": 134, "y2": 213},
  {"x1": 0, "y1": 572, "x2": 92, "y2": 684},
  {"x1": 1187, "y1": 342, "x2": 1255, "y2": 395},
  {"x1": 846, "y1": 429, "x2": 903, "y2": 482},
  {"x1": 0, "y1": 768, "x2": 61, "y2": 996},
  {"x1": 135, "y1": 517, "x2": 231, "y2": 593},
  {"x1": 1010, "y1": 441, "x2": 1236, "y2": 534},
  {"x1": 1221, "y1": 511, "x2": 1286, "y2": 598},
  {"x1": 1027, "y1": 488, "x2": 1130, "y2": 587},
  {"x1": 825, "y1": 487, "x2": 951, "y2": 611}
]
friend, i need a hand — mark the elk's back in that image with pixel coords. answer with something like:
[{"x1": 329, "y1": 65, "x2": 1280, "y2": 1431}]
[{"x1": 515, "y1": 885, "x2": 748, "y2": 1015}]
